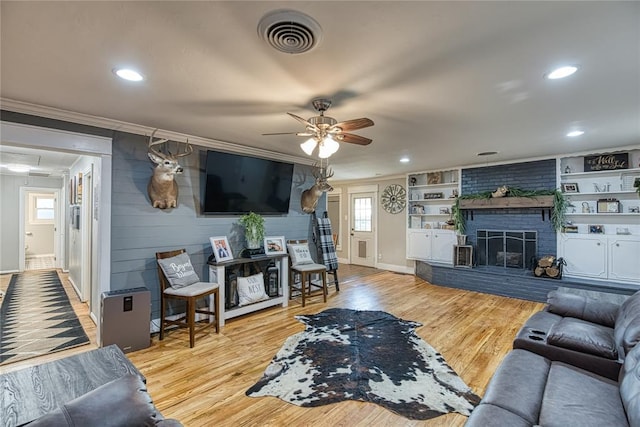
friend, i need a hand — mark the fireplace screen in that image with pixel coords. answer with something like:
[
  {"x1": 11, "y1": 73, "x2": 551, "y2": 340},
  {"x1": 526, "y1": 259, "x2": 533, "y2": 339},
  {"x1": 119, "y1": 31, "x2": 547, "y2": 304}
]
[{"x1": 476, "y1": 230, "x2": 537, "y2": 269}]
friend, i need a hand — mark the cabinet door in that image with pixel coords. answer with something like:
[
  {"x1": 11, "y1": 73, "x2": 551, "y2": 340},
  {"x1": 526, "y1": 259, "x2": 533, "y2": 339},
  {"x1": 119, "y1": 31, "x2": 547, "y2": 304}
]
[
  {"x1": 431, "y1": 230, "x2": 456, "y2": 264},
  {"x1": 560, "y1": 234, "x2": 607, "y2": 279},
  {"x1": 609, "y1": 237, "x2": 640, "y2": 283},
  {"x1": 407, "y1": 231, "x2": 431, "y2": 260}
]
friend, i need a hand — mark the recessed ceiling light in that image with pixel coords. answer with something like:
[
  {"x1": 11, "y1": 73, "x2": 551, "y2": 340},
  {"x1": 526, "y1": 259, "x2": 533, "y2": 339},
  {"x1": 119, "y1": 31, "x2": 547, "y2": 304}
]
[
  {"x1": 399, "y1": 157, "x2": 410, "y2": 163},
  {"x1": 546, "y1": 65, "x2": 578, "y2": 80},
  {"x1": 477, "y1": 151, "x2": 498, "y2": 156},
  {"x1": 113, "y1": 68, "x2": 144, "y2": 82},
  {"x1": 566, "y1": 130, "x2": 585, "y2": 137}
]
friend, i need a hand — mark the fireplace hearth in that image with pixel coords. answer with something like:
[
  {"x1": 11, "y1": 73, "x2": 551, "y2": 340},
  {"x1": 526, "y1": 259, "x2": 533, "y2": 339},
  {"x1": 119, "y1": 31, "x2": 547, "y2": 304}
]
[{"x1": 477, "y1": 230, "x2": 537, "y2": 269}]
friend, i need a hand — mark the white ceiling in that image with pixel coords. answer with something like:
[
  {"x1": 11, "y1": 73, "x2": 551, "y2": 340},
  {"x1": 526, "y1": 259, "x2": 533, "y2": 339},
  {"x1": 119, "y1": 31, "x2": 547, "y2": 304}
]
[{"x1": 1, "y1": 1, "x2": 639, "y2": 180}]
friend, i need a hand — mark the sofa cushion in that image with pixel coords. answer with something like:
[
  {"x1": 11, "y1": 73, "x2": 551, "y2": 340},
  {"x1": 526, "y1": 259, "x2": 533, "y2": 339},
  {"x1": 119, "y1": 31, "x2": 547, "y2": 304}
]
[
  {"x1": 547, "y1": 317, "x2": 617, "y2": 359},
  {"x1": 538, "y1": 363, "x2": 628, "y2": 427},
  {"x1": 27, "y1": 374, "x2": 169, "y2": 427},
  {"x1": 480, "y1": 349, "x2": 550, "y2": 424},
  {"x1": 614, "y1": 291, "x2": 640, "y2": 359},
  {"x1": 546, "y1": 290, "x2": 619, "y2": 327},
  {"x1": 620, "y1": 342, "x2": 640, "y2": 427}
]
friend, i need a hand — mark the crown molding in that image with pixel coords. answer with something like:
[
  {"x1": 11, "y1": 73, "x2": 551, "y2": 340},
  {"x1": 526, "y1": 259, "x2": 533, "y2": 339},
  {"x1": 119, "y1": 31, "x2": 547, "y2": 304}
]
[{"x1": 0, "y1": 98, "x2": 316, "y2": 166}]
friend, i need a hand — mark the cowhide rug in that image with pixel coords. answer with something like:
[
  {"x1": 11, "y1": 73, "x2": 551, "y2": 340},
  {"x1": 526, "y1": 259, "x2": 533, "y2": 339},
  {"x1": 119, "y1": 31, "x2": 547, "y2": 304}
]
[{"x1": 246, "y1": 308, "x2": 480, "y2": 420}]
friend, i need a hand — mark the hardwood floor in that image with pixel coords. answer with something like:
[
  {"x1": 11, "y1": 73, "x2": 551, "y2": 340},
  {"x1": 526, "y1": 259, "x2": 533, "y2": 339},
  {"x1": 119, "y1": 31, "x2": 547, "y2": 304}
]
[{"x1": 0, "y1": 267, "x2": 544, "y2": 426}]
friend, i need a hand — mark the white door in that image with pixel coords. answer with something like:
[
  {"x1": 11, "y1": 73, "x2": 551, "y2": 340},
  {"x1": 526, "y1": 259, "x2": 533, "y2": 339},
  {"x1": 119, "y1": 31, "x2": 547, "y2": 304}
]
[
  {"x1": 349, "y1": 192, "x2": 376, "y2": 267},
  {"x1": 81, "y1": 171, "x2": 93, "y2": 304}
]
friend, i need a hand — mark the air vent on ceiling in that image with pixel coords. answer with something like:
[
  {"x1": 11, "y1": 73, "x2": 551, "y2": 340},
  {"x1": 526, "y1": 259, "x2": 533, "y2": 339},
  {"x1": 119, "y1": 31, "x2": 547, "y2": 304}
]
[{"x1": 257, "y1": 9, "x2": 322, "y2": 54}]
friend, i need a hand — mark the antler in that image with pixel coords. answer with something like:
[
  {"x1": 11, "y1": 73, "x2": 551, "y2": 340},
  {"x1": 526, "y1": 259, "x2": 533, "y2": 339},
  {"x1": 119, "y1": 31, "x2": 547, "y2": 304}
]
[
  {"x1": 173, "y1": 139, "x2": 193, "y2": 158},
  {"x1": 322, "y1": 166, "x2": 334, "y2": 180},
  {"x1": 148, "y1": 129, "x2": 169, "y2": 158},
  {"x1": 148, "y1": 129, "x2": 192, "y2": 158}
]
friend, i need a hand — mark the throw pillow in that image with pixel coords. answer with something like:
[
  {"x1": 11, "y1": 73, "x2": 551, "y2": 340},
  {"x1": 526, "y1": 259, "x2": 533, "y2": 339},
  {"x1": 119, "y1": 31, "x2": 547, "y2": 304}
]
[
  {"x1": 157, "y1": 252, "x2": 200, "y2": 289},
  {"x1": 237, "y1": 273, "x2": 269, "y2": 306},
  {"x1": 287, "y1": 243, "x2": 314, "y2": 266}
]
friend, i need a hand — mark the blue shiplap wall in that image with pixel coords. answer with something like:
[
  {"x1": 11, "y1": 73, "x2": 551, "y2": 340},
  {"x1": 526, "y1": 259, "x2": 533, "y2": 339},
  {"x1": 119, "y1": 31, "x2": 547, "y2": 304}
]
[{"x1": 110, "y1": 133, "x2": 317, "y2": 319}]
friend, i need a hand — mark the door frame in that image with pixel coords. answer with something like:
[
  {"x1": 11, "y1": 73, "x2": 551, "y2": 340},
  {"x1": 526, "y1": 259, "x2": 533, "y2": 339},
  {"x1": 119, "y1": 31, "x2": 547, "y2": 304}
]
[
  {"x1": 347, "y1": 184, "x2": 378, "y2": 266},
  {"x1": 19, "y1": 187, "x2": 62, "y2": 271},
  {"x1": 2, "y1": 121, "x2": 112, "y2": 339}
]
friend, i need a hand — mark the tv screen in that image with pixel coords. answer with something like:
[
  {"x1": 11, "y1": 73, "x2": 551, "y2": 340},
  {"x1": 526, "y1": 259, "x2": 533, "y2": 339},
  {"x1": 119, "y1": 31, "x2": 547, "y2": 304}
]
[{"x1": 204, "y1": 150, "x2": 294, "y2": 214}]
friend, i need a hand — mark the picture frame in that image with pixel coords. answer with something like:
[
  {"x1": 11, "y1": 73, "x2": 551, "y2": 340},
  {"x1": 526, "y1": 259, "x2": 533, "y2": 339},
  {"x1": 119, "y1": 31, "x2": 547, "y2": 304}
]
[
  {"x1": 588, "y1": 225, "x2": 604, "y2": 234},
  {"x1": 264, "y1": 236, "x2": 286, "y2": 255},
  {"x1": 209, "y1": 236, "x2": 233, "y2": 262},
  {"x1": 561, "y1": 182, "x2": 579, "y2": 193},
  {"x1": 597, "y1": 199, "x2": 621, "y2": 213}
]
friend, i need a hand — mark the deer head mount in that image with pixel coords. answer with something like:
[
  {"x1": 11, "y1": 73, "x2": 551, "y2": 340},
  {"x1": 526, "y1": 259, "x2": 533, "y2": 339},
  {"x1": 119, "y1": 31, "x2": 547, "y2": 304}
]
[
  {"x1": 301, "y1": 164, "x2": 334, "y2": 213},
  {"x1": 147, "y1": 129, "x2": 193, "y2": 209}
]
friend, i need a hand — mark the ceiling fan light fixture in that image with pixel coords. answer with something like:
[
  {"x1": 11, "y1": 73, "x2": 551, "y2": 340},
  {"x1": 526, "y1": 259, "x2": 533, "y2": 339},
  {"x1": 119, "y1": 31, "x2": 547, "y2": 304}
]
[
  {"x1": 322, "y1": 136, "x2": 340, "y2": 156},
  {"x1": 300, "y1": 138, "x2": 318, "y2": 156}
]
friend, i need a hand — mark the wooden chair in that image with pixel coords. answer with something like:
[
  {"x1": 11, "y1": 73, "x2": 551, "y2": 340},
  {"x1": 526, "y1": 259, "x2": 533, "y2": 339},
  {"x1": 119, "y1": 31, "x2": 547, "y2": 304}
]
[
  {"x1": 156, "y1": 249, "x2": 220, "y2": 348},
  {"x1": 286, "y1": 240, "x2": 327, "y2": 307}
]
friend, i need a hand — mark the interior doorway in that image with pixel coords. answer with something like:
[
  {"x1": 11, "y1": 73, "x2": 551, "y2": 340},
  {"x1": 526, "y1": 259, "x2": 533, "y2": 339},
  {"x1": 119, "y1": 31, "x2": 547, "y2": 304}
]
[
  {"x1": 349, "y1": 191, "x2": 376, "y2": 267},
  {"x1": 20, "y1": 188, "x2": 61, "y2": 271}
]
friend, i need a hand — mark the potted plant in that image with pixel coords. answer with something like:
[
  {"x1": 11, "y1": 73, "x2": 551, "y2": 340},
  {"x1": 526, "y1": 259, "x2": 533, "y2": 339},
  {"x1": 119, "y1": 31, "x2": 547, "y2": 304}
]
[{"x1": 238, "y1": 212, "x2": 265, "y2": 249}]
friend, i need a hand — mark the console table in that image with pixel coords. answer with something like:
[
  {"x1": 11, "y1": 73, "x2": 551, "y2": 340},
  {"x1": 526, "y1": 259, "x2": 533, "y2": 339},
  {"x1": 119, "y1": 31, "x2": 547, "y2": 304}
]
[
  {"x1": 0, "y1": 345, "x2": 142, "y2": 426},
  {"x1": 208, "y1": 254, "x2": 289, "y2": 327}
]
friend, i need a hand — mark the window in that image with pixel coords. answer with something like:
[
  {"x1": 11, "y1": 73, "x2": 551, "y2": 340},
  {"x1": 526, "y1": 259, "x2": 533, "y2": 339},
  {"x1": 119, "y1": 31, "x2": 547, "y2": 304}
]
[
  {"x1": 353, "y1": 197, "x2": 372, "y2": 232},
  {"x1": 30, "y1": 193, "x2": 55, "y2": 224}
]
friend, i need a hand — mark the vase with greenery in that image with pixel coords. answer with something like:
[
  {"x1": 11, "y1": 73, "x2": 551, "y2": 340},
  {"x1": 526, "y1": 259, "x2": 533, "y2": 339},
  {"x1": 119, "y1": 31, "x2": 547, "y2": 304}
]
[{"x1": 238, "y1": 212, "x2": 265, "y2": 249}]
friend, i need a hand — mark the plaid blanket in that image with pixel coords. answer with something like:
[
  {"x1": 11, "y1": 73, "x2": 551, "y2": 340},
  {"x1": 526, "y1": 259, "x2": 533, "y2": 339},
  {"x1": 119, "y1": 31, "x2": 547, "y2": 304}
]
[{"x1": 316, "y1": 217, "x2": 339, "y2": 271}]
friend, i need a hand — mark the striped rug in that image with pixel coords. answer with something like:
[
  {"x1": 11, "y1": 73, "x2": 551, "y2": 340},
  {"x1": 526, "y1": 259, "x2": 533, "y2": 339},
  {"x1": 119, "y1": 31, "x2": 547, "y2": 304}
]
[{"x1": 0, "y1": 270, "x2": 90, "y2": 365}]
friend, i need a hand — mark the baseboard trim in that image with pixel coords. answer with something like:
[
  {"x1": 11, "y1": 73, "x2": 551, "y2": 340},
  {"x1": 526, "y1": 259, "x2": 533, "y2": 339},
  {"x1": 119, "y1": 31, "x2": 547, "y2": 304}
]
[
  {"x1": 0, "y1": 269, "x2": 20, "y2": 275},
  {"x1": 376, "y1": 262, "x2": 414, "y2": 274}
]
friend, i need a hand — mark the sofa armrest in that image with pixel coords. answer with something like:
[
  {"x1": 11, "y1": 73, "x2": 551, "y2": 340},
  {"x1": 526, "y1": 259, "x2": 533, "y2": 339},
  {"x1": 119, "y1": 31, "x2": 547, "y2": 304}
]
[
  {"x1": 27, "y1": 374, "x2": 182, "y2": 427},
  {"x1": 546, "y1": 291, "x2": 619, "y2": 327}
]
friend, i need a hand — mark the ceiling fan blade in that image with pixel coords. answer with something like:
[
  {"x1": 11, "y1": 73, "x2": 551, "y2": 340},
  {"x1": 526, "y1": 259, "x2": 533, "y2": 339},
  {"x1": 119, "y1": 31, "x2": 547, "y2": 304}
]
[
  {"x1": 330, "y1": 118, "x2": 374, "y2": 132},
  {"x1": 262, "y1": 131, "x2": 314, "y2": 137},
  {"x1": 335, "y1": 132, "x2": 372, "y2": 146},
  {"x1": 287, "y1": 112, "x2": 316, "y2": 128}
]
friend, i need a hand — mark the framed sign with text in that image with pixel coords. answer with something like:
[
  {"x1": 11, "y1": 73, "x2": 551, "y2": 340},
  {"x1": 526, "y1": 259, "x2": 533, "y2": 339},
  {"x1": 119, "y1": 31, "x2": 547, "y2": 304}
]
[{"x1": 584, "y1": 153, "x2": 629, "y2": 172}]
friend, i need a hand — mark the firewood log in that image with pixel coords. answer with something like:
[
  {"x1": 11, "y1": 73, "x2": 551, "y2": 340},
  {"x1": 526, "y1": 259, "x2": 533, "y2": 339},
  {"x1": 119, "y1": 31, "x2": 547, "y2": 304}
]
[{"x1": 537, "y1": 256, "x2": 555, "y2": 268}]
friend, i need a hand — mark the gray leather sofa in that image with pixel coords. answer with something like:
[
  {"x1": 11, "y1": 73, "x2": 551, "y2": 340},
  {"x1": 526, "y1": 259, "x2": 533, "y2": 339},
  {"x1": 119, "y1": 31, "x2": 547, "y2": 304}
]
[
  {"x1": 465, "y1": 344, "x2": 640, "y2": 426},
  {"x1": 27, "y1": 374, "x2": 182, "y2": 427},
  {"x1": 513, "y1": 289, "x2": 640, "y2": 380}
]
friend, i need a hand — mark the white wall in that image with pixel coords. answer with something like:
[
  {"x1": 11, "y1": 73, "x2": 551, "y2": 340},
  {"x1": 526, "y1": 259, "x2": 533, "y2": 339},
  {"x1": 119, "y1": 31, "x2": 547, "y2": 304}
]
[{"x1": 0, "y1": 173, "x2": 62, "y2": 272}]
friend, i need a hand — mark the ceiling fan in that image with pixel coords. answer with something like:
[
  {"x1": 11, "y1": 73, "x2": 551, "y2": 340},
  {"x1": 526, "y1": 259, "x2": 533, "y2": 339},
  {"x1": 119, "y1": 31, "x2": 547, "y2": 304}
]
[{"x1": 263, "y1": 98, "x2": 374, "y2": 158}]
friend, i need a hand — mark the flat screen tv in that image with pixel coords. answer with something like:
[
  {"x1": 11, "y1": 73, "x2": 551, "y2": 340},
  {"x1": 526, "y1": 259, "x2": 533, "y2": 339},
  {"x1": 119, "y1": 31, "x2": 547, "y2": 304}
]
[{"x1": 204, "y1": 150, "x2": 294, "y2": 215}]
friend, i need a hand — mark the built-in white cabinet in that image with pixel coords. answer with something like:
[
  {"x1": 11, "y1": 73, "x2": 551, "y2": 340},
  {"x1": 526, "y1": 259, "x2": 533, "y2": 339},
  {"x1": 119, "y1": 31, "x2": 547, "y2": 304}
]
[
  {"x1": 559, "y1": 234, "x2": 640, "y2": 284},
  {"x1": 608, "y1": 236, "x2": 640, "y2": 283},
  {"x1": 407, "y1": 229, "x2": 456, "y2": 264},
  {"x1": 559, "y1": 234, "x2": 608, "y2": 279}
]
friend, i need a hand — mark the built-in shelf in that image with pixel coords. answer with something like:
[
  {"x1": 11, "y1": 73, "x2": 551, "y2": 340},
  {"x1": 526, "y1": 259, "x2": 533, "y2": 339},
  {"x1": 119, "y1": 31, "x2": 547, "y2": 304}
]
[{"x1": 562, "y1": 167, "x2": 640, "y2": 178}]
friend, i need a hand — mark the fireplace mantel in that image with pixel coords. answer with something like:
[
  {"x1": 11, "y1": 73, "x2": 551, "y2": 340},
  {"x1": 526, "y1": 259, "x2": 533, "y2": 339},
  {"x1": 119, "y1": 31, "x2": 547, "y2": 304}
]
[{"x1": 459, "y1": 196, "x2": 554, "y2": 209}]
